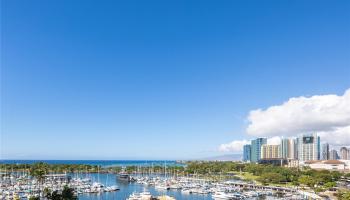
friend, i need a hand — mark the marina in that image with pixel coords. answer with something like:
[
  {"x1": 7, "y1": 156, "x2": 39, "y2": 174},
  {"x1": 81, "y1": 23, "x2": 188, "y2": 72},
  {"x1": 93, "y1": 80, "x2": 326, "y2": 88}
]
[{"x1": 0, "y1": 170, "x2": 308, "y2": 200}]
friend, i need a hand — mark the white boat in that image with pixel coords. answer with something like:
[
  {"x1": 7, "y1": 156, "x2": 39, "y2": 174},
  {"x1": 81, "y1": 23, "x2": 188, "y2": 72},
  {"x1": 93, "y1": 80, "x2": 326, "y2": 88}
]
[
  {"x1": 109, "y1": 185, "x2": 119, "y2": 191},
  {"x1": 212, "y1": 192, "x2": 238, "y2": 200},
  {"x1": 157, "y1": 195, "x2": 176, "y2": 200},
  {"x1": 127, "y1": 191, "x2": 152, "y2": 200},
  {"x1": 181, "y1": 188, "x2": 192, "y2": 194},
  {"x1": 127, "y1": 192, "x2": 142, "y2": 200},
  {"x1": 104, "y1": 185, "x2": 119, "y2": 192},
  {"x1": 155, "y1": 184, "x2": 170, "y2": 190},
  {"x1": 169, "y1": 184, "x2": 182, "y2": 190},
  {"x1": 197, "y1": 188, "x2": 210, "y2": 194},
  {"x1": 140, "y1": 191, "x2": 152, "y2": 199}
]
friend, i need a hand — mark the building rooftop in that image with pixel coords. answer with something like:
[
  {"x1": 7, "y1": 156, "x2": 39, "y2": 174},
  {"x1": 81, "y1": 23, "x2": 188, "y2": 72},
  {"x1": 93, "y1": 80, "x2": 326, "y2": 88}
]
[
  {"x1": 323, "y1": 160, "x2": 345, "y2": 164},
  {"x1": 305, "y1": 160, "x2": 345, "y2": 165}
]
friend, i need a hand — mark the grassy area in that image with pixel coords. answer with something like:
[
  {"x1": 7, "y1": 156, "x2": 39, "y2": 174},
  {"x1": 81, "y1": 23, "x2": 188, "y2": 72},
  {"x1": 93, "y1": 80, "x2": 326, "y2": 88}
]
[
  {"x1": 231, "y1": 171, "x2": 296, "y2": 188},
  {"x1": 234, "y1": 171, "x2": 259, "y2": 181}
]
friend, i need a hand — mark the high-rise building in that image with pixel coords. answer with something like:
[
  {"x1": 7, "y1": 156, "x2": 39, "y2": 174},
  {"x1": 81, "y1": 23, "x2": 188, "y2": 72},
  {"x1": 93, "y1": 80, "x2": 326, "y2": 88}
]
[
  {"x1": 297, "y1": 133, "x2": 321, "y2": 162},
  {"x1": 329, "y1": 149, "x2": 339, "y2": 160},
  {"x1": 281, "y1": 139, "x2": 289, "y2": 159},
  {"x1": 243, "y1": 144, "x2": 251, "y2": 162},
  {"x1": 251, "y1": 138, "x2": 267, "y2": 163},
  {"x1": 281, "y1": 138, "x2": 297, "y2": 159},
  {"x1": 322, "y1": 143, "x2": 330, "y2": 160},
  {"x1": 261, "y1": 144, "x2": 281, "y2": 159},
  {"x1": 294, "y1": 138, "x2": 299, "y2": 160},
  {"x1": 340, "y1": 147, "x2": 349, "y2": 160}
]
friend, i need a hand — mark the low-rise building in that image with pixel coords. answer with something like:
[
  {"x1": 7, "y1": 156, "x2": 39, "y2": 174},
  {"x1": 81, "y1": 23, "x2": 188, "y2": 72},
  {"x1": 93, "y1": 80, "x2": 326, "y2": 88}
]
[
  {"x1": 258, "y1": 158, "x2": 288, "y2": 166},
  {"x1": 287, "y1": 159, "x2": 299, "y2": 168},
  {"x1": 303, "y1": 160, "x2": 347, "y2": 171},
  {"x1": 341, "y1": 159, "x2": 350, "y2": 171}
]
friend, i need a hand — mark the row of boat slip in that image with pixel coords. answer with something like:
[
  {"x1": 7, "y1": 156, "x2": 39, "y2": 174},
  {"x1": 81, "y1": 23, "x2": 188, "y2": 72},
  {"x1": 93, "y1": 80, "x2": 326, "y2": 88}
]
[
  {"x1": 0, "y1": 175, "x2": 120, "y2": 199},
  {"x1": 130, "y1": 176, "x2": 306, "y2": 200},
  {"x1": 127, "y1": 191, "x2": 175, "y2": 200}
]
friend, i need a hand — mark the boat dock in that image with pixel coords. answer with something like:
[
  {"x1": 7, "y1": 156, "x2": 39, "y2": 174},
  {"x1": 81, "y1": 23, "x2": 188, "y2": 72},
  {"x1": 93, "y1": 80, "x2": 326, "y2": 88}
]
[{"x1": 223, "y1": 181, "x2": 297, "y2": 192}]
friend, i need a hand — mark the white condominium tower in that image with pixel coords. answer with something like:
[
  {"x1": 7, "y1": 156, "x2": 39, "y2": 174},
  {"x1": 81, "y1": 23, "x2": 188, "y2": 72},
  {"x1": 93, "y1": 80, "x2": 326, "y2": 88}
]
[
  {"x1": 298, "y1": 133, "x2": 320, "y2": 162},
  {"x1": 281, "y1": 138, "x2": 297, "y2": 159}
]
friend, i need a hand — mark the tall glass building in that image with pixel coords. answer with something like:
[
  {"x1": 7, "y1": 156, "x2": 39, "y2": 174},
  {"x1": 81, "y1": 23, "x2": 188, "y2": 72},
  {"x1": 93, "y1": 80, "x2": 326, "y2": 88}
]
[
  {"x1": 243, "y1": 144, "x2": 251, "y2": 162},
  {"x1": 322, "y1": 143, "x2": 330, "y2": 160},
  {"x1": 281, "y1": 138, "x2": 289, "y2": 158},
  {"x1": 250, "y1": 138, "x2": 267, "y2": 163},
  {"x1": 330, "y1": 149, "x2": 339, "y2": 160}
]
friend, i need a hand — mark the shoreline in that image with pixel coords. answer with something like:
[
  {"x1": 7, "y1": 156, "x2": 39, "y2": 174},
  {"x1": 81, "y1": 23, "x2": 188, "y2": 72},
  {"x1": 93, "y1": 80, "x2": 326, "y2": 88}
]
[{"x1": 1, "y1": 161, "x2": 349, "y2": 199}]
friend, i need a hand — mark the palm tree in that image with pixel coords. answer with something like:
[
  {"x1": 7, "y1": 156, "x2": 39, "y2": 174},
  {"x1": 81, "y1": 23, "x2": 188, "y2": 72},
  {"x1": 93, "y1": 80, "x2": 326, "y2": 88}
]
[
  {"x1": 30, "y1": 162, "x2": 49, "y2": 184},
  {"x1": 45, "y1": 186, "x2": 77, "y2": 200},
  {"x1": 62, "y1": 185, "x2": 77, "y2": 200},
  {"x1": 30, "y1": 163, "x2": 48, "y2": 197},
  {"x1": 48, "y1": 191, "x2": 63, "y2": 200}
]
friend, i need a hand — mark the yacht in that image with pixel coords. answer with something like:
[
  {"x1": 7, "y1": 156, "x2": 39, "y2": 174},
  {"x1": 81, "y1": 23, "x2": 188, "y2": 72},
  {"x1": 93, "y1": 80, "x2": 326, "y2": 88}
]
[
  {"x1": 117, "y1": 172, "x2": 131, "y2": 182},
  {"x1": 127, "y1": 191, "x2": 152, "y2": 200},
  {"x1": 181, "y1": 188, "x2": 192, "y2": 194},
  {"x1": 104, "y1": 185, "x2": 119, "y2": 192},
  {"x1": 157, "y1": 195, "x2": 176, "y2": 200},
  {"x1": 155, "y1": 184, "x2": 170, "y2": 190},
  {"x1": 127, "y1": 192, "x2": 142, "y2": 200},
  {"x1": 140, "y1": 191, "x2": 152, "y2": 199},
  {"x1": 212, "y1": 192, "x2": 238, "y2": 200}
]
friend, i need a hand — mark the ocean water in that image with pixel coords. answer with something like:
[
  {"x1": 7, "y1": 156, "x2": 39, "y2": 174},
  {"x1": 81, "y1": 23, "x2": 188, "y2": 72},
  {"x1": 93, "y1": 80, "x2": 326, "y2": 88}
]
[{"x1": 0, "y1": 160, "x2": 182, "y2": 167}]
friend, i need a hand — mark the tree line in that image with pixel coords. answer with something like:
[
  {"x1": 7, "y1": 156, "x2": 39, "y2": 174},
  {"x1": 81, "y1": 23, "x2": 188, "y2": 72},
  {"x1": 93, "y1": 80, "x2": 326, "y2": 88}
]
[{"x1": 2, "y1": 161, "x2": 350, "y2": 193}]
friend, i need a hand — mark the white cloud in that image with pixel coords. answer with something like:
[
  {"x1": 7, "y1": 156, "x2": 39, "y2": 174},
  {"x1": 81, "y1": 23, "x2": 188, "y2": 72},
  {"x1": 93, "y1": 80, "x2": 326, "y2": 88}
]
[
  {"x1": 246, "y1": 88, "x2": 350, "y2": 146},
  {"x1": 218, "y1": 140, "x2": 250, "y2": 152},
  {"x1": 218, "y1": 137, "x2": 282, "y2": 153},
  {"x1": 267, "y1": 136, "x2": 282, "y2": 145},
  {"x1": 318, "y1": 126, "x2": 350, "y2": 146},
  {"x1": 218, "y1": 88, "x2": 350, "y2": 151}
]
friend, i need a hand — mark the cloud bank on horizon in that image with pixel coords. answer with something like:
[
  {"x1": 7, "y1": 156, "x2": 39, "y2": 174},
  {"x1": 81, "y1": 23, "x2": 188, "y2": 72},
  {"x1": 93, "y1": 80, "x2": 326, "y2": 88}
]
[{"x1": 219, "y1": 88, "x2": 350, "y2": 152}]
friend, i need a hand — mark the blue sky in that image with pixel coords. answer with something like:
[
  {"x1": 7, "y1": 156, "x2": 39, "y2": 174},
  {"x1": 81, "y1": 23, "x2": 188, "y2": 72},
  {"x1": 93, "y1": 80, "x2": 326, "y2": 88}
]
[{"x1": 1, "y1": 0, "x2": 350, "y2": 160}]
